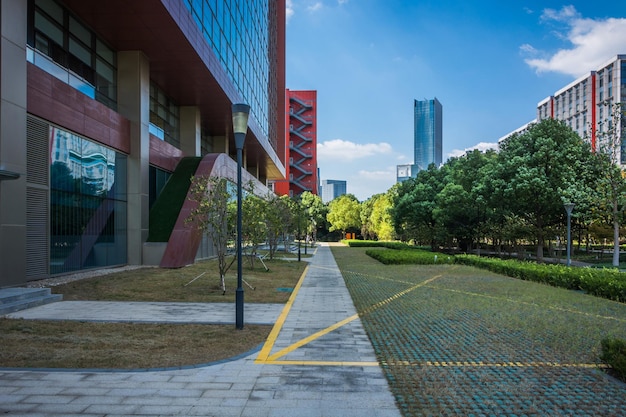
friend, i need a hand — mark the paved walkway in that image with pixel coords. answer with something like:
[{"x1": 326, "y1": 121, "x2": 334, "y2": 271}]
[{"x1": 0, "y1": 243, "x2": 401, "y2": 417}]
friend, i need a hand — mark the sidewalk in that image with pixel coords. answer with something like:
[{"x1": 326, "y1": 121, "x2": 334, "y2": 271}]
[{"x1": 0, "y1": 243, "x2": 401, "y2": 417}]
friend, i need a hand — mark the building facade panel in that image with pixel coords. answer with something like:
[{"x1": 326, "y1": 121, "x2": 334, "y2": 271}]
[{"x1": 0, "y1": 0, "x2": 286, "y2": 286}]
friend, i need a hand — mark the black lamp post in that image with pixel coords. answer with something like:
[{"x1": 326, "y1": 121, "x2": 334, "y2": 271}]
[
  {"x1": 564, "y1": 202, "x2": 575, "y2": 267},
  {"x1": 232, "y1": 103, "x2": 250, "y2": 330}
]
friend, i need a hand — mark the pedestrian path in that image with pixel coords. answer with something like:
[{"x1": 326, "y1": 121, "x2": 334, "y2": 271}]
[{"x1": 0, "y1": 243, "x2": 402, "y2": 417}]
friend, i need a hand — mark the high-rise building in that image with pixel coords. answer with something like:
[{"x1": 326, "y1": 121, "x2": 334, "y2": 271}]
[
  {"x1": 397, "y1": 98, "x2": 443, "y2": 182},
  {"x1": 414, "y1": 98, "x2": 443, "y2": 171},
  {"x1": 0, "y1": 0, "x2": 286, "y2": 287},
  {"x1": 274, "y1": 89, "x2": 318, "y2": 197},
  {"x1": 321, "y1": 180, "x2": 347, "y2": 203},
  {"x1": 537, "y1": 55, "x2": 626, "y2": 163}
]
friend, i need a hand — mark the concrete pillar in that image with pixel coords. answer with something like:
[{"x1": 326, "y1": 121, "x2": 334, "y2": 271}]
[
  {"x1": 117, "y1": 51, "x2": 150, "y2": 265},
  {"x1": 0, "y1": 0, "x2": 27, "y2": 286},
  {"x1": 180, "y1": 106, "x2": 200, "y2": 156}
]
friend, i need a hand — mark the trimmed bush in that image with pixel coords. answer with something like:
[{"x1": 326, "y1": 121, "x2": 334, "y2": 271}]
[
  {"x1": 600, "y1": 338, "x2": 626, "y2": 382},
  {"x1": 366, "y1": 249, "x2": 453, "y2": 265},
  {"x1": 455, "y1": 255, "x2": 626, "y2": 303}
]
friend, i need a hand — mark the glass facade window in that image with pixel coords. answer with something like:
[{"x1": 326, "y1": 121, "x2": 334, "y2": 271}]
[
  {"x1": 29, "y1": 0, "x2": 118, "y2": 109},
  {"x1": 150, "y1": 82, "x2": 180, "y2": 147},
  {"x1": 182, "y1": 0, "x2": 271, "y2": 139},
  {"x1": 149, "y1": 166, "x2": 171, "y2": 209},
  {"x1": 414, "y1": 98, "x2": 443, "y2": 171},
  {"x1": 50, "y1": 127, "x2": 127, "y2": 274}
]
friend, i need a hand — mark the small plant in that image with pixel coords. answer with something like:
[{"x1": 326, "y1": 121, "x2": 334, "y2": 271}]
[{"x1": 600, "y1": 337, "x2": 626, "y2": 382}]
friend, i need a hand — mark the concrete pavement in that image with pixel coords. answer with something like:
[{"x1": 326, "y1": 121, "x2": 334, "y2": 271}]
[{"x1": 0, "y1": 243, "x2": 402, "y2": 417}]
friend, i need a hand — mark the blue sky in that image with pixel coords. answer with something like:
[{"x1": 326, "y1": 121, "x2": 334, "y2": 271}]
[{"x1": 284, "y1": 1, "x2": 626, "y2": 201}]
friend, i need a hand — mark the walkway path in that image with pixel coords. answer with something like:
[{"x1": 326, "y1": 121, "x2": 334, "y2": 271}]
[{"x1": 0, "y1": 243, "x2": 401, "y2": 417}]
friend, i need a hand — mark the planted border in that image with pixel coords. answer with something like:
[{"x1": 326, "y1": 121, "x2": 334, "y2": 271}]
[
  {"x1": 455, "y1": 254, "x2": 626, "y2": 303},
  {"x1": 366, "y1": 249, "x2": 453, "y2": 265}
]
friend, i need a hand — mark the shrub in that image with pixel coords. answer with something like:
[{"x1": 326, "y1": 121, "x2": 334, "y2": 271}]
[
  {"x1": 366, "y1": 249, "x2": 453, "y2": 265},
  {"x1": 600, "y1": 338, "x2": 626, "y2": 382},
  {"x1": 455, "y1": 255, "x2": 626, "y2": 303}
]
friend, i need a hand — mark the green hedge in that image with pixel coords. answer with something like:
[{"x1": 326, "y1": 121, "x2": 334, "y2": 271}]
[
  {"x1": 366, "y1": 249, "x2": 453, "y2": 265},
  {"x1": 600, "y1": 338, "x2": 626, "y2": 382},
  {"x1": 455, "y1": 255, "x2": 626, "y2": 303},
  {"x1": 346, "y1": 240, "x2": 427, "y2": 250}
]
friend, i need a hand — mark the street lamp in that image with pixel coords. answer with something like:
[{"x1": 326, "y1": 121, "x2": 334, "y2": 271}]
[
  {"x1": 232, "y1": 103, "x2": 250, "y2": 330},
  {"x1": 564, "y1": 202, "x2": 575, "y2": 267}
]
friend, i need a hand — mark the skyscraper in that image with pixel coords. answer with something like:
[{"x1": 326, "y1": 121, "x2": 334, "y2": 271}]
[{"x1": 414, "y1": 98, "x2": 443, "y2": 171}]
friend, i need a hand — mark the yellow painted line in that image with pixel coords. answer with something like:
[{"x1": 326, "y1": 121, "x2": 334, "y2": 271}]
[
  {"x1": 255, "y1": 264, "x2": 309, "y2": 363},
  {"x1": 429, "y1": 286, "x2": 626, "y2": 323},
  {"x1": 261, "y1": 360, "x2": 380, "y2": 366},
  {"x1": 267, "y1": 314, "x2": 360, "y2": 361},
  {"x1": 380, "y1": 360, "x2": 607, "y2": 369}
]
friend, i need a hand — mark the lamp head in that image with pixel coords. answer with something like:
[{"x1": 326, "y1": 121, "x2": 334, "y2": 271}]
[
  {"x1": 232, "y1": 103, "x2": 250, "y2": 134},
  {"x1": 563, "y1": 202, "x2": 575, "y2": 214}
]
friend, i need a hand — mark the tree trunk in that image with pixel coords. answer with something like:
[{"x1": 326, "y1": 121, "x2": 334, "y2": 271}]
[{"x1": 613, "y1": 217, "x2": 620, "y2": 267}]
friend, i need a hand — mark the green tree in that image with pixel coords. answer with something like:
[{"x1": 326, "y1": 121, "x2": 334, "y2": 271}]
[
  {"x1": 327, "y1": 194, "x2": 361, "y2": 238},
  {"x1": 495, "y1": 119, "x2": 596, "y2": 260},
  {"x1": 299, "y1": 191, "x2": 327, "y2": 242},
  {"x1": 370, "y1": 193, "x2": 395, "y2": 240},
  {"x1": 391, "y1": 164, "x2": 446, "y2": 246},
  {"x1": 186, "y1": 176, "x2": 234, "y2": 293},
  {"x1": 594, "y1": 102, "x2": 626, "y2": 266},
  {"x1": 241, "y1": 192, "x2": 267, "y2": 268}
]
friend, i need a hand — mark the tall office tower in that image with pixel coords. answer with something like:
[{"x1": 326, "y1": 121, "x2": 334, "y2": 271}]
[
  {"x1": 414, "y1": 98, "x2": 443, "y2": 171},
  {"x1": 537, "y1": 55, "x2": 626, "y2": 163},
  {"x1": 275, "y1": 90, "x2": 318, "y2": 197},
  {"x1": 321, "y1": 180, "x2": 347, "y2": 203},
  {"x1": 0, "y1": 0, "x2": 286, "y2": 286}
]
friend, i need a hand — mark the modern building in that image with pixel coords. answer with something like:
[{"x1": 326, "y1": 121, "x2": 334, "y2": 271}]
[
  {"x1": 274, "y1": 89, "x2": 318, "y2": 197},
  {"x1": 537, "y1": 55, "x2": 626, "y2": 162},
  {"x1": 397, "y1": 97, "x2": 443, "y2": 182},
  {"x1": 321, "y1": 179, "x2": 346, "y2": 203},
  {"x1": 0, "y1": 0, "x2": 286, "y2": 287},
  {"x1": 414, "y1": 98, "x2": 443, "y2": 171}
]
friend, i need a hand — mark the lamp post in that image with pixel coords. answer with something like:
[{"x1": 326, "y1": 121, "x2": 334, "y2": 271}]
[
  {"x1": 232, "y1": 103, "x2": 250, "y2": 330},
  {"x1": 564, "y1": 202, "x2": 575, "y2": 267}
]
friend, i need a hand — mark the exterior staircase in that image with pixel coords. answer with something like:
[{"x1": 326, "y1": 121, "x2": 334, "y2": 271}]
[{"x1": 0, "y1": 288, "x2": 62, "y2": 315}]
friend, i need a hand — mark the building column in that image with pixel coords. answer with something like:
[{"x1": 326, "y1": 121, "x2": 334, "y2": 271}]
[
  {"x1": 180, "y1": 106, "x2": 200, "y2": 156},
  {"x1": 0, "y1": 0, "x2": 27, "y2": 286},
  {"x1": 117, "y1": 51, "x2": 150, "y2": 265}
]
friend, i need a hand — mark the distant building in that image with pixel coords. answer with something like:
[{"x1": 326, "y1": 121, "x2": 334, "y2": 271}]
[
  {"x1": 397, "y1": 98, "x2": 443, "y2": 182},
  {"x1": 396, "y1": 164, "x2": 419, "y2": 183},
  {"x1": 536, "y1": 55, "x2": 626, "y2": 162},
  {"x1": 415, "y1": 98, "x2": 443, "y2": 171},
  {"x1": 321, "y1": 179, "x2": 347, "y2": 203},
  {"x1": 274, "y1": 90, "x2": 318, "y2": 197}
]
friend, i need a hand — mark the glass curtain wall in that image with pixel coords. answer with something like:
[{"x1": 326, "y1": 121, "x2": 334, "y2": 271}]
[{"x1": 50, "y1": 127, "x2": 127, "y2": 274}]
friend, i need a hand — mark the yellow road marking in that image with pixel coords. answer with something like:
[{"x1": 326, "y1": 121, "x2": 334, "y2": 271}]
[
  {"x1": 428, "y1": 286, "x2": 626, "y2": 323},
  {"x1": 381, "y1": 360, "x2": 607, "y2": 369},
  {"x1": 255, "y1": 264, "x2": 309, "y2": 363},
  {"x1": 267, "y1": 314, "x2": 360, "y2": 361}
]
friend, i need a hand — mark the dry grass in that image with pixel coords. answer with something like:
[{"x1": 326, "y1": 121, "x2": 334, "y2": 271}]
[
  {"x1": 0, "y1": 257, "x2": 307, "y2": 369},
  {"x1": 52, "y1": 257, "x2": 307, "y2": 303},
  {"x1": 0, "y1": 319, "x2": 270, "y2": 369}
]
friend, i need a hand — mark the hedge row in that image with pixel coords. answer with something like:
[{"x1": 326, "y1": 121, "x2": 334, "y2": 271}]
[
  {"x1": 600, "y1": 338, "x2": 626, "y2": 382},
  {"x1": 345, "y1": 240, "x2": 427, "y2": 250},
  {"x1": 365, "y1": 249, "x2": 453, "y2": 265},
  {"x1": 455, "y1": 254, "x2": 626, "y2": 303}
]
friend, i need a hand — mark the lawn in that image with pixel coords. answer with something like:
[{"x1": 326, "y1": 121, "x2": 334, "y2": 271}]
[
  {"x1": 332, "y1": 245, "x2": 626, "y2": 416},
  {"x1": 0, "y1": 256, "x2": 307, "y2": 369}
]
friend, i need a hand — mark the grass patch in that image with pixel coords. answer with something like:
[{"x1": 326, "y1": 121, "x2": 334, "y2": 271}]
[
  {"x1": 0, "y1": 319, "x2": 269, "y2": 369},
  {"x1": 332, "y1": 246, "x2": 626, "y2": 415},
  {"x1": 1, "y1": 257, "x2": 307, "y2": 369},
  {"x1": 52, "y1": 257, "x2": 306, "y2": 303}
]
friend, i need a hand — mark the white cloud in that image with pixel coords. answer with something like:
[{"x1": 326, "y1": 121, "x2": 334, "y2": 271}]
[
  {"x1": 317, "y1": 139, "x2": 393, "y2": 160},
  {"x1": 523, "y1": 6, "x2": 626, "y2": 78},
  {"x1": 307, "y1": 2, "x2": 323, "y2": 12},
  {"x1": 447, "y1": 142, "x2": 499, "y2": 159},
  {"x1": 356, "y1": 169, "x2": 395, "y2": 180}
]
